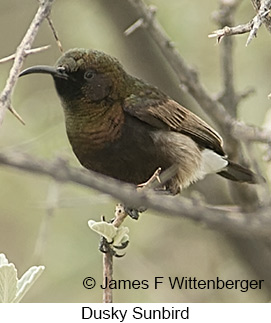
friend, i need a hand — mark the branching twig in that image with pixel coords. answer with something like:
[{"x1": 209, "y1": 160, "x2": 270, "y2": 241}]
[
  {"x1": 213, "y1": 0, "x2": 240, "y2": 117},
  {"x1": 46, "y1": 16, "x2": 63, "y2": 53},
  {"x1": 0, "y1": 45, "x2": 50, "y2": 64},
  {"x1": 0, "y1": 0, "x2": 54, "y2": 125},
  {"x1": 209, "y1": 0, "x2": 271, "y2": 46},
  {"x1": 208, "y1": 22, "x2": 253, "y2": 43},
  {"x1": 0, "y1": 150, "x2": 270, "y2": 238},
  {"x1": 124, "y1": 0, "x2": 271, "y2": 153},
  {"x1": 247, "y1": 0, "x2": 271, "y2": 45},
  {"x1": 211, "y1": 0, "x2": 265, "y2": 206}
]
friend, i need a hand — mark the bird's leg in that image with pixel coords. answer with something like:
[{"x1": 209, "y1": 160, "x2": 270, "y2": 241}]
[
  {"x1": 125, "y1": 168, "x2": 163, "y2": 220},
  {"x1": 137, "y1": 165, "x2": 178, "y2": 193},
  {"x1": 137, "y1": 167, "x2": 162, "y2": 190}
]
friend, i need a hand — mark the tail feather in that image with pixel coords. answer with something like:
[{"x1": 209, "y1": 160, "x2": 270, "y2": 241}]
[{"x1": 218, "y1": 160, "x2": 264, "y2": 184}]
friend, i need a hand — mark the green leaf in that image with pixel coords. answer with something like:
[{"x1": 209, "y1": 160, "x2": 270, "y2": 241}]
[
  {"x1": 0, "y1": 253, "x2": 9, "y2": 266},
  {"x1": 0, "y1": 263, "x2": 18, "y2": 303},
  {"x1": 0, "y1": 253, "x2": 45, "y2": 303},
  {"x1": 13, "y1": 265, "x2": 45, "y2": 303},
  {"x1": 88, "y1": 220, "x2": 117, "y2": 242},
  {"x1": 88, "y1": 220, "x2": 129, "y2": 247},
  {"x1": 113, "y1": 226, "x2": 129, "y2": 247}
]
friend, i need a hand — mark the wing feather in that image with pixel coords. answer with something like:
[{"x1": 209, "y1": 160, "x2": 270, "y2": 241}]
[{"x1": 124, "y1": 94, "x2": 225, "y2": 156}]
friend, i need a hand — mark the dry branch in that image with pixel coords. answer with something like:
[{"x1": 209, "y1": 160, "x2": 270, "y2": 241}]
[
  {"x1": 125, "y1": 0, "x2": 271, "y2": 148},
  {"x1": 102, "y1": 204, "x2": 128, "y2": 303},
  {"x1": 209, "y1": 0, "x2": 271, "y2": 46},
  {"x1": 123, "y1": 0, "x2": 271, "y2": 289},
  {"x1": 208, "y1": 22, "x2": 253, "y2": 43},
  {"x1": 0, "y1": 45, "x2": 50, "y2": 64},
  {"x1": 0, "y1": 150, "x2": 270, "y2": 238},
  {"x1": 0, "y1": 0, "x2": 54, "y2": 125}
]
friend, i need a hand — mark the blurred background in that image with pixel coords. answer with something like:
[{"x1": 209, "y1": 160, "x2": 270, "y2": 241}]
[{"x1": 0, "y1": 0, "x2": 270, "y2": 302}]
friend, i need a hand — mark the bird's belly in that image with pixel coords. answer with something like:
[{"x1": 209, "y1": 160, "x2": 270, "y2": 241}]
[
  {"x1": 69, "y1": 117, "x2": 167, "y2": 185},
  {"x1": 150, "y1": 131, "x2": 203, "y2": 192}
]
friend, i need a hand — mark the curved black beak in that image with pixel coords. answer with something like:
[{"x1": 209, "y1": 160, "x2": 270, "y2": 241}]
[{"x1": 19, "y1": 65, "x2": 69, "y2": 80}]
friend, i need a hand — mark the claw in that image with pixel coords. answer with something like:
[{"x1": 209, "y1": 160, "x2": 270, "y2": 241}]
[
  {"x1": 125, "y1": 207, "x2": 140, "y2": 220},
  {"x1": 124, "y1": 205, "x2": 147, "y2": 220},
  {"x1": 114, "y1": 252, "x2": 126, "y2": 258}
]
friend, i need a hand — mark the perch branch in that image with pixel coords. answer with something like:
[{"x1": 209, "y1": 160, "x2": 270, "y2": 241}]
[{"x1": 0, "y1": 150, "x2": 270, "y2": 238}]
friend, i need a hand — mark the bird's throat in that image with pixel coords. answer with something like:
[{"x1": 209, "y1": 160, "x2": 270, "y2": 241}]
[{"x1": 64, "y1": 101, "x2": 125, "y2": 152}]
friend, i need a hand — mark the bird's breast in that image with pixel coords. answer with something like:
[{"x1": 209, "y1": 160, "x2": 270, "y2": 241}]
[
  {"x1": 65, "y1": 103, "x2": 125, "y2": 150},
  {"x1": 65, "y1": 110, "x2": 164, "y2": 184}
]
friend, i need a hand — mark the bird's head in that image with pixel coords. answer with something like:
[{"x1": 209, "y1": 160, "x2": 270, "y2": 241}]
[{"x1": 19, "y1": 48, "x2": 131, "y2": 107}]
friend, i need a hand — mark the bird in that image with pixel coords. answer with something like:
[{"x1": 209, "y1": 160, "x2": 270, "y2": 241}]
[{"x1": 19, "y1": 48, "x2": 263, "y2": 195}]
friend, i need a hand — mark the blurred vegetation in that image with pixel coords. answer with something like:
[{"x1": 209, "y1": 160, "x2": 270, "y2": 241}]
[{"x1": 0, "y1": 0, "x2": 270, "y2": 302}]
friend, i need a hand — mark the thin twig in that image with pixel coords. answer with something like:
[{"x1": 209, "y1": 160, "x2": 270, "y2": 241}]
[
  {"x1": 46, "y1": 16, "x2": 64, "y2": 52},
  {"x1": 0, "y1": 0, "x2": 55, "y2": 125},
  {"x1": 214, "y1": 0, "x2": 240, "y2": 118},
  {"x1": 102, "y1": 204, "x2": 128, "y2": 303},
  {"x1": 102, "y1": 223, "x2": 113, "y2": 303},
  {"x1": 7, "y1": 105, "x2": 25, "y2": 125},
  {"x1": 208, "y1": 23, "x2": 252, "y2": 43},
  {"x1": 212, "y1": 0, "x2": 265, "y2": 207},
  {"x1": 102, "y1": 250, "x2": 113, "y2": 303},
  {"x1": 208, "y1": 0, "x2": 271, "y2": 45},
  {"x1": 0, "y1": 45, "x2": 50, "y2": 64},
  {"x1": 124, "y1": 18, "x2": 144, "y2": 36},
  {"x1": 247, "y1": 0, "x2": 271, "y2": 46}
]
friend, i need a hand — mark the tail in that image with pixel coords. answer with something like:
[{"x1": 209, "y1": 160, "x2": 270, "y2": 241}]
[{"x1": 218, "y1": 160, "x2": 265, "y2": 184}]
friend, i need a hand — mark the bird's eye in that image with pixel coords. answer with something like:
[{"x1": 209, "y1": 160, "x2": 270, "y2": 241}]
[{"x1": 84, "y1": 70, "x2": 95, "y2": 80}]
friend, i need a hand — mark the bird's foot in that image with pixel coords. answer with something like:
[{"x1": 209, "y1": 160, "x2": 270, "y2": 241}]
[
  {"x1": 124, "y1": 205, "x2": 147, "y2": 220},
  {"x1": 125, "y1": 167, "x2": 162, "y2": 220}
]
